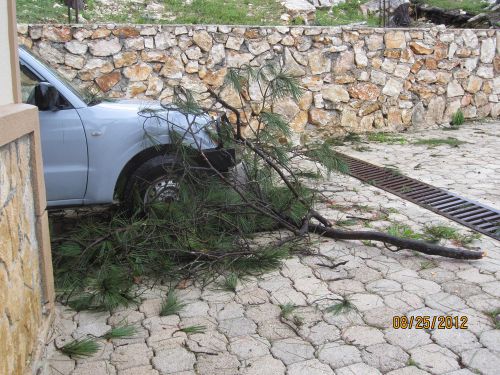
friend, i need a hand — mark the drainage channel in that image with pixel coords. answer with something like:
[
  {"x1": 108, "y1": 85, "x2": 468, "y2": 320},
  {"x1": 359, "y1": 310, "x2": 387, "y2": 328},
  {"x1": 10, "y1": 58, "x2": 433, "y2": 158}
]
[{"x1": 338, "y1": 153, "x2": 500, "y2": 241}]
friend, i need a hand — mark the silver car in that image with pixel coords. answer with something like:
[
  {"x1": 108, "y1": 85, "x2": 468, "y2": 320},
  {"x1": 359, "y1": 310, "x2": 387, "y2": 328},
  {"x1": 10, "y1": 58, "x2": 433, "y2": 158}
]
[{"x1": 19, "y1": 47, "x2": 235, "y2": 208}]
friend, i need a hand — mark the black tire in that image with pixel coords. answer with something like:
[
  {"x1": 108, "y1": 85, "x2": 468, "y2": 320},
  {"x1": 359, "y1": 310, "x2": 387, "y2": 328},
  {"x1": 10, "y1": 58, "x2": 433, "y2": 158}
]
[{"x1": 122, "y1": 154, "x2": 183, "y2": 212}]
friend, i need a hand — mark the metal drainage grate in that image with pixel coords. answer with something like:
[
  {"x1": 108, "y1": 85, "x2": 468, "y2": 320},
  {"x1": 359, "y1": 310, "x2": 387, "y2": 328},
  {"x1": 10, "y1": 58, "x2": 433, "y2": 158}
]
[{"x1": 338, "y1": 153, "x2": 500, "y2": 241}]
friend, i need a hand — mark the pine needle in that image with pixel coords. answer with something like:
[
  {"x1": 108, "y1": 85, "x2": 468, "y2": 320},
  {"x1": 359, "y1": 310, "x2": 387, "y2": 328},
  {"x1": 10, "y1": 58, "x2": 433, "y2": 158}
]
[
  {"x1": 101, "y1": 324, "x2": 137, "y2": 340},
  {"x1": 59, "y1": 338, "x2": 100, "y2": 358},
  {"x1": 160, "y1": 291, "x2": 186, "y2": 316},
  {"x1": 178, "y1": 325, "x2": 206, "y2": 334}
]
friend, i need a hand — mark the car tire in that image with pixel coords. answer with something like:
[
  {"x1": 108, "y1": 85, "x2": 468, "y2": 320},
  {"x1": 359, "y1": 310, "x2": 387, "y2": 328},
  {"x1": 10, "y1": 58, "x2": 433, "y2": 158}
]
[{"x1": 122, "y1": 154, "x2": 185, "y2": 212}]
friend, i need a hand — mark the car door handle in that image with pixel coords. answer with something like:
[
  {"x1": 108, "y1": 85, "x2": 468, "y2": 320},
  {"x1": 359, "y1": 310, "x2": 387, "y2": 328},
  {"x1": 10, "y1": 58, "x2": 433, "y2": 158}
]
[{"x1": 91, "y1": 131, "x2": 103, "y2": 136}]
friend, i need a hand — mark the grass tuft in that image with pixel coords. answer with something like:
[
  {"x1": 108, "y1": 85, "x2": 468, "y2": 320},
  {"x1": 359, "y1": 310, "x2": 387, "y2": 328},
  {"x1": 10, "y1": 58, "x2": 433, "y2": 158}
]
[
  {"x1": 485, "y1": 308, "x2": 500, "y2": 329},
  {"x1": 451, "y1": 109, "x2": 465, "y2": 126},
  {"x1": 414, "y1": 137, "x2": 465, "y2": 148},
  {"x1": 420, "y1": 260, "x2": 437, "y2": 270},
  {"x1": 423, "y1": 225, "x2": 480, "y2": 246},
  {"x1": 367, "y1": 132, "x2": 407, "y2": 144},
  {"x1": 160, "y1": 291, "x2": 186, "y2": 316},
  {"x1": 279, "y1": 303, "x2": 298, "y2": 319},
  {"x1": 386, "y1": 224, "x2": 421, "y2": 240},
  {"x1": 326, "y1": 298, "x2": 357, "y2": 315},
  {"x1": 59, "y1": 338, "x2": 100, "y2": 358}
]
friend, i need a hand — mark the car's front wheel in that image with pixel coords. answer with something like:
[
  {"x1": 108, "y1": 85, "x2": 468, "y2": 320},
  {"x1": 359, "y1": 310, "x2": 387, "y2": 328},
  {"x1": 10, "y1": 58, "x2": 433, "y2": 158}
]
[{"x1": 123, "y1": 154, "x2": 185, "y2": 212}]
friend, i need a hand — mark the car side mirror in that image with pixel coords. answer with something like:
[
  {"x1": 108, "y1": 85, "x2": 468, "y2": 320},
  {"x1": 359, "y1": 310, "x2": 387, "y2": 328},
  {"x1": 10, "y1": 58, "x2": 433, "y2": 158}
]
[{"x1": 33, "y1": 82, "x2": 60, "y2": 111}]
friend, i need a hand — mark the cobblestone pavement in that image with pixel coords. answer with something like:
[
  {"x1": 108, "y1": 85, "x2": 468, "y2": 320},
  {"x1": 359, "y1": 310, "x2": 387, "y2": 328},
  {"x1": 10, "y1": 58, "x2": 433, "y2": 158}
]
[{"x1": 42, "y1": 122, "x2": 500, "y2": 375}]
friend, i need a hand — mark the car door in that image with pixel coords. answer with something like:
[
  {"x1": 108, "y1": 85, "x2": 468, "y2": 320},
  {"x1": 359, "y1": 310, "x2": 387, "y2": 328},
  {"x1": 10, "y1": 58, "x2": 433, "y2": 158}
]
[{"x1": 19, "y1": 64, "x2": 88, "y2": 203}]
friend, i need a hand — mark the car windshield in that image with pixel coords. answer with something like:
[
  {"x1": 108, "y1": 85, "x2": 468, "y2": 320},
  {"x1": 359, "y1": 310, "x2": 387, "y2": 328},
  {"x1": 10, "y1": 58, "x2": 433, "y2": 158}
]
[{"x1": 21, "y1": 47, "x2": 101, "y2": 106}]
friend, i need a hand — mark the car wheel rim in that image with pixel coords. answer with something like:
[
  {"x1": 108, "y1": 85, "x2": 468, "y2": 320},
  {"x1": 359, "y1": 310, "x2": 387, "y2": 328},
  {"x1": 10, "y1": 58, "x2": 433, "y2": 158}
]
[{"x1": 144, "y1": 177, "x2": 179, "y2": 205}]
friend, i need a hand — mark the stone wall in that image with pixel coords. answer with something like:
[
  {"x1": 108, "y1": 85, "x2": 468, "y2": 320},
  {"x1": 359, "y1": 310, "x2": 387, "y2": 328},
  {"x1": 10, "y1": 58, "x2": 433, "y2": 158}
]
[
  {"x1": 18, "y1": 24, "x2": 499, "y2": 138},
  {"x1": 0, "y1": 133, "x2": 43, "y2": 375}
]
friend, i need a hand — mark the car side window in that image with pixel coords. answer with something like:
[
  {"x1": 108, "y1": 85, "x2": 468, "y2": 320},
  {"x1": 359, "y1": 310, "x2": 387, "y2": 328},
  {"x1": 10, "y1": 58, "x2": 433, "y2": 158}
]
[
  {"x1": 20, "y1": 65, "x2": 40, "y2": 104},
  {"x1": 19, "y1": 64, "x2": 72, "y2": 111}
]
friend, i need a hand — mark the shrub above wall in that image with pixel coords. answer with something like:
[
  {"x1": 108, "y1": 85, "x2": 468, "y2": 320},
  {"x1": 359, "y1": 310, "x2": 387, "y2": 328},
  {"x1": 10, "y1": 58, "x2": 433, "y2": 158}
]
[{"x1": 17, "y1": 24, "x2": 499, "y2": 138}]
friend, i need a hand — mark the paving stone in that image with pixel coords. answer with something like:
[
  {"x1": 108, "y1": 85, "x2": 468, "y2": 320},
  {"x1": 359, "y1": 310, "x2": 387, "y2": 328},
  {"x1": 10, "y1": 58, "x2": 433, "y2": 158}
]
[
  {"x1": 362, "y1": 343, "x2": 409, "y2": 373},
  {"x1": 480, "y1": 330, "x2": 500, "y2": 354},
  {"x1": 287, "y1": 359, "x2": 334, "y2": 375},
  {"x1": 387, "y1": 269, "x2": 420, "y2": 283},
  {"x1": 367, "y1": 256, "x2": 405, "y2": 274},
  {"x1": 234, "y1": 287, "x2": 269, "y2": 305},
  {"x1": 270, "y1": 337, "x2": 315, "y2": 365},
  {"x1": 482, "y1": 280, "x2": 500, "y2": 298},
  {"x1": 418, "y1": 268, "x2": 456, "y2": 283},
  {"x1": 460, "y1": 348, "x2": 500, "y2": 375},
  {"x1": 442, "y1": 370, "x2": 477, "y2": 375},
  {"x1": 110, "y1": 343, "x2": 152, "y2": 370},
  {"x1": 229, "y1": 335, "x2": 270, "y2": 359},
  {"x1": 281, "y1": 258, "x2": 315, "y2": 279},
  {"x1": 293, "y1": 277, "x2": 331, "y2": 302},
  {"x1": 385, "y1": 328, "x2": 432, "y2": 351},
  {"x1": 328, "y1": 279, "x2": 366, "y2": 295},
  {"x1": 201, "y1": 289, "x2": 234, "y2": 303},
  {"x1": 350, "y1": 293, "x2": 385, "y2": 312},
  {"x1": 323, "y1": 309, "x2": 364, "y2": 329},
  {"x1": 118, "y1": 365, "x2": 159, "y2": 375},
  {"x1": 139, "y1": 299, "x2": 162, "y2": 317},
  {"x1": 441, "y1": 281, "x2": 482, "y2": 299},
  {"x1": 349, "y1": 266, "x2": 383, "y2": 283},
  {"x1": 342, "y1": 325, "x2": 385, "y2": 346},
  {"x1": 195, "y1": 352, "x2": 240, "y2": 375},
  {"x1": 175, "y1": 286, "x2": 202, "y2": 301},
  {"x1": 456, "y1": 268, "x2": 495, "y2": 284},
  {"x1": 386, "y1": 367, "x2": 431, "y2": 375},
  {"x1": 219, "y1": 317, "x2": 257, "y2": 337},
  {"x1": 245, "y1": 303, "x2": 281, "y2": 323},
  {"x1": 384, "y1": 292, "x2": 424, "y2": 312},
  {"x1": 465, "y1": 294, "x2": 500, "y2": 311},
  {"x1": 366, "y1": 279, "x2": 402, "y2": 295},
  {"x1": 409, "y1": 344, "x2": 460, "y2": 374},
  {"x1": 317, "y1": 342, "x2": 362, "y2": 368},
  {"x1": 431, "y1": 329, "x2": 480, "y2": 354},
  {"x1": 178, "y1": 300, "x2": 209, "y2": 318},
  {"x1": 72, "y1": 361, "x2": 117, "y2": 375},
  {"x1": 424, "y1": 292, "x2": 467, "y2": 313},
  {"x1": 269, "y1": 286, "x2": 308, "y2": 306},
  {"x1": 186, "y1": 330, "x2": 228, "y2": 354},
  {"x1": 305, "y1": 320, "x2": 341, "y2": 345},
  {"x1": 75, "y1": 311, "x2": 110, "y2": 326},
  {"x1": 108, "y1": 310, "x2": 145, "y2": 326},
  {"x1": 209, "y1": 301, "x2": 244, "y2": 320},
  {"x1": 152, "y1": 347, "x2": 196, "y2": 374},
  {"x1": 258, "y1": 275, "x2": 291, "y2": 292},
  {"x1": 402, "y1": 279, "x2": 441, "y2": 297},
  {"x1": 336, "y1": 362, "x2": 382, "y2": 375},
  {"x1": 257, "y1": 320, "x2": 296, "y2": 340},
  {"x1": 240, "y1": 355, "x2": 286, "y2": 375},
  {"x1": 363, "y1": 306, "x2": 400, "y2": 329}
]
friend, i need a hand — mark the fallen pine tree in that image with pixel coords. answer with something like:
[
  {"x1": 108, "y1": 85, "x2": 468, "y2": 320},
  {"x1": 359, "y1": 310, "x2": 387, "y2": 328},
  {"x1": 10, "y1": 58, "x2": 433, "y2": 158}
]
[{"x1": 52, "y1": 62, "x2": 483, "y2": 311}]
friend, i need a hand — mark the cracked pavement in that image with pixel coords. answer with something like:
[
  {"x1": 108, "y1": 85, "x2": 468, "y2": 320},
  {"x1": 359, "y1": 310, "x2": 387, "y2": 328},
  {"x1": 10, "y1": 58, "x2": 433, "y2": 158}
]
[{"x1": 41, "y1": 121, "x2": 500, "y2": 375}]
